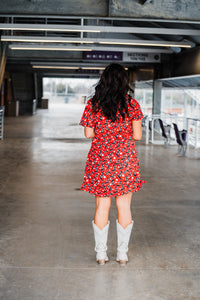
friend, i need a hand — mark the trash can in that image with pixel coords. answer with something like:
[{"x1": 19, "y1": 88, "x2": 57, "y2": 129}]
[
  {"x1": 41, "y1": 98, "x2": 49, "y2": 109},
  {"x1": 7, "y1": 101, "x2": 19, "y2": 117},
  {"x1": 19, "y1": 99, "x2": 37, "y2": 115}
]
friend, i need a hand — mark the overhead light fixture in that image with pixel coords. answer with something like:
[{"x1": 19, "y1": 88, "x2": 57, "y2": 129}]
[
  {"x1": 82, "y1": 66, "x2": 128, "y2": 70},
  {"x1": 0, "y1": 23, "x2": 101, "y2": 33},
  {"x1": 1, "y1": 36, "x2": 94, "y2": 44},
  {"x1": 9, "y1": 44, "x2": 173, "y2": 53},
  {"x1": 81, "y1": 67, "x2": 105, "y2": 70},
  {"x1": 32, "y1": 65, "x2": 128, "y2": 71},
  {"x1": 99, "y1": 40, "x2": 191, "y2": 48},
  {"x1": 32, "y1": 66, "x2": 80, "y2": 69},
  {"x1": 2, "y1": 35, "x2": 191, "y2": 48},
  {"x1": 9, "y1": 44, "x2": 92, "y2": 51},
  {"x1": 32, "y1": 65, "x2": 104, "y2": 70}
]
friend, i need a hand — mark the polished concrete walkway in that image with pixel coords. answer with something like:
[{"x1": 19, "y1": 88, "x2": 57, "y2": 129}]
[{"x1": 0, "y1": 104, "x2": 200, "y2": 300}]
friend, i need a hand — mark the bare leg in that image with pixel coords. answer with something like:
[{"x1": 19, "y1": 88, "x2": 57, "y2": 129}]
[
  {"x1": 94, "y1": 196, "x2": 111, "y2": 230},
  {"x1": 115, "y1": 192, "x2": 132, "y2": 228}
]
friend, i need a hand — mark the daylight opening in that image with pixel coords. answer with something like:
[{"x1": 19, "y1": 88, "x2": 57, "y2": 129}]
[{"x1": 43, "y1": 78, "x2": 98, "y2": 105}]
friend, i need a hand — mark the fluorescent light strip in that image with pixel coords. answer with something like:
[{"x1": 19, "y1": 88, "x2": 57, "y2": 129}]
[
  {"x1": 4, "y1": 35, "x2": 191, "y2": 48},
  {"x1": 32, "y1": 65, "x2": 128, "y2": 70},
  {"x1": 81, "y1": 67, "x2": 105, "y2": 70},
  {"x1": 82, "y1": 66, "x2": 128, "y2": 70},
  {"x1": 33, "y1": 66, "x2": 79, "y2": 69},
  {"x1": 2, "y1": 36, "x2": 94, "y2": 43},
  {"x1": 9, "y1": 45, "x2": 92, "y2": 51},
  {"x1": 9, "y1": 44, "x2": 173, "y2": 53},
  {"x1": 99, "y1": 41, "x2": 191, "y2": 48}
]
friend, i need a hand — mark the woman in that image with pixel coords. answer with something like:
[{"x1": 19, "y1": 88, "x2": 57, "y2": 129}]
[{"x1": 80, "y1": 63, "x2": 145, "y2": 265}]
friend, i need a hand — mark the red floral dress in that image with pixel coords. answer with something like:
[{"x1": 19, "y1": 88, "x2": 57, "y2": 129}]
[{"x1": 79, "y1": 97, "x2": 145, "y2": 197}]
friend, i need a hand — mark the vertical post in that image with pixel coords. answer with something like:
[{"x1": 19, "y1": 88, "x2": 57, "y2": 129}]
[
  {"x1": 34, "y1": 72, "x2": 38, "y2": 102},
  {"x1": 152, "y1": 80, "x2": 162, "y2": 115},
  {"x1": 184, "y1": 93, "x2": 187, "y2": 128},
  {"x1": 11, "y1": 16, "x2": 14, "y2": 36},
  {"x1": 50, "y1": 78, "x2": 53, "y2": 97},
  {"x1": 36, "y1": 73, "x2": 43, "y2": 108},
  {"x1": 186, "y1": 117, "x2": 190, "y2": 152},
  {"x1": 146, "y1": 116, "x2": 149, "y2": 145},
  {"x1": 81, "y1": 18, "x2": 84, "y2": 40},
  {"x1": 195, "y1": 121, "x2": 198, "y2": 149},
  {"x1": 0, "y1": 42, "x2": 7, "y2": 92},
  {"x1": 161, "y1": 89, "x2": 164, "y2": 116},
  {"x1": 143, "y1": 89, "x2": 146, "y2": 114},
  {"x1": 170, "y1": 90, "x2": 173, "y2": 114},
  {"x1": 151, "y1": 117, "x2": 155, "y2": 143},
  {"x1": 197, "y1": 99, "x2": 199, "y2": 119}
]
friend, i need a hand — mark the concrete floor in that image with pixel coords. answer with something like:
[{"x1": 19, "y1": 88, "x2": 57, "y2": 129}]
[{"x1": 0, "y1": 103, "x2": 200, "y2": 300}]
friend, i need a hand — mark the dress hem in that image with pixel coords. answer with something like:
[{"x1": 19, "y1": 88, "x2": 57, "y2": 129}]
[{"x1": 80, "y1": 180, "x2": 146, "y2": 197}]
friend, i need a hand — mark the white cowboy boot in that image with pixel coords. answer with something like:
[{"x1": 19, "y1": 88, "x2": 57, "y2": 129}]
[
  {"x1": 92, "y1": 220, "x2": 110, "y2": 265},
  {"x1": 116, "y1": 219, "x2": 134, "y2": 265}
]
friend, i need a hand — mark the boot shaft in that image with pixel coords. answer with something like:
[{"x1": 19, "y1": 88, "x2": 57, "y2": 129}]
[
  {"x1": 92, "y1": 220, "x2": 110, "y2": 253},
  {"x1": 116, "y1": 220, "x2": 134, "y2": 254}
]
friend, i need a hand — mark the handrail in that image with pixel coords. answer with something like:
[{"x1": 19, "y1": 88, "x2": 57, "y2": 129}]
[
  {"x1": 144, "y1": 114, "x2": 187, "y2": 145},
  {"x1": 186, "y1": 117, "x2": 200, "y2": 149},
  {"x1": 144, "y1": 114, "x2": 200, "y2": 149}
]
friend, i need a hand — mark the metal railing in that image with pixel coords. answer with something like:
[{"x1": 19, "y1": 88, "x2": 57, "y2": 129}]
[
  {"x1": 0, "y1": 106, "x2": 5, "y2": 140},
  {"x1": 186, "y1": 118, "x2": 200, "y2": 149},
  {"x1": 144, "y1": 113, "x2": 189, "y2": 145}
]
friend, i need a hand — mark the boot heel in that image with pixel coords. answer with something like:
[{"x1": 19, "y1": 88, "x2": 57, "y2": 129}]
[
  {"x1": 119, "y1": 260, "x2": 127, "y2": 266},
  {"x1": 116, "y1": 258, "x2": 127, "y2": 266},
  {"x1": 98, "y1": 259, "x2": 106, "y2": 265}
]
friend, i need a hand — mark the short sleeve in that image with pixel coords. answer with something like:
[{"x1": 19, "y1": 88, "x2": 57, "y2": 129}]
[
  {"x1": 79, "y1": 99, "x2": 96, "y2": 128},
  {"x1": 129, "y1": 98, "x2": 144, "y2": 121}
]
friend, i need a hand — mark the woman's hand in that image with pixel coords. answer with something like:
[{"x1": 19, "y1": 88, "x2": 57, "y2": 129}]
[
  {"x1": 132, "y1": 119, "x2": 142, "y2": 140},
  {"x1": 84, "y1": 127, "x2": 95, "y2": 139}
]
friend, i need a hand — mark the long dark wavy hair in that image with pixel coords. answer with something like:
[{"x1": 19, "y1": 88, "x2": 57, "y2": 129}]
[{"x1": 91, "y1": 63, "x2": 133, "y2": 122}]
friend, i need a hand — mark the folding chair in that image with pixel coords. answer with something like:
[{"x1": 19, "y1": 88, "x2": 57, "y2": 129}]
[
  {"x1": 158, "y1": 119, "x2": 171, "y2": 146},
  {"x1": 173, "y1": 123, "x2": 187, "y2": 156}
]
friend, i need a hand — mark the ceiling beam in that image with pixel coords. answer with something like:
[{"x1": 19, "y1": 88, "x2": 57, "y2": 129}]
[
  {"x1": 1, "y1": 23, "x2": 200, "y2": 36},
  {"x1": 2, "y1": 36, "x2": 192, "y2": 48},
  {"x1": 2, "y1": 15, "x2": 200, "y2": 25}
]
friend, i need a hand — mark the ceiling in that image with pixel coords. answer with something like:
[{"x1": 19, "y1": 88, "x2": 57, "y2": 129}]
[
  {"x1": 1, "y1": 13, "x2": 200, "y2": 77},
  {"x1": 135, "y1": 74, "x2": 200, "y2": 89}
]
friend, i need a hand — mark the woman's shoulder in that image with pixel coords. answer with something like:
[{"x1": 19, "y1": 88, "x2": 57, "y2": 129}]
[
  {"x1": 86, "y1": 98, "x2": 92, "y2": 105},
  {"x1": 126, "y1": 96, "x2": 139, "y2": 108}
]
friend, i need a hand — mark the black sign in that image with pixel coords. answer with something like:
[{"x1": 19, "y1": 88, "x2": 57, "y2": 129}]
[{"x1": 84, "y1": 51, "x2": 123, "y2": 61}]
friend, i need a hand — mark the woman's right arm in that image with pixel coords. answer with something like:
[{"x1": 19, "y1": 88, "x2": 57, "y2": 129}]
[
  {"x1": 132, "y1": 119, "x2": 142, "y2": 140},
  {"x1": 84, "y1": 126, "x2": 95, "y2": 139}
]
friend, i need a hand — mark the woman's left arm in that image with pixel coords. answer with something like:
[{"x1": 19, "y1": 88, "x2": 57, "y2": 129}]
[
  {"x1": 84, "y1": 127, "x2": 95, "y2": 139},
  {"x1": 132, "y1": 119, "x2": 142, "y2": 140}
]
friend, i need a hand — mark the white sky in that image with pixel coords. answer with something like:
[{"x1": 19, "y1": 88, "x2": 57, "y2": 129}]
[{"x1": 43, "y1": 77, "x2": 98, "y2": 88}]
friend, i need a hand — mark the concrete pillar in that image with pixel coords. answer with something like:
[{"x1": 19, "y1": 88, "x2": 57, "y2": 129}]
[
  {"x1": 34, "y1": 73, "x2": 38, "y2": 101},
  {"x1": 152, "y1": 80, "x2": 162, "y2": 115},
  {"x1": 36, "y1": 73, "x2": 43, "y2": 108},
  {"x1": 12, "y1": 72, "x2": 35, "y2": 115}
]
